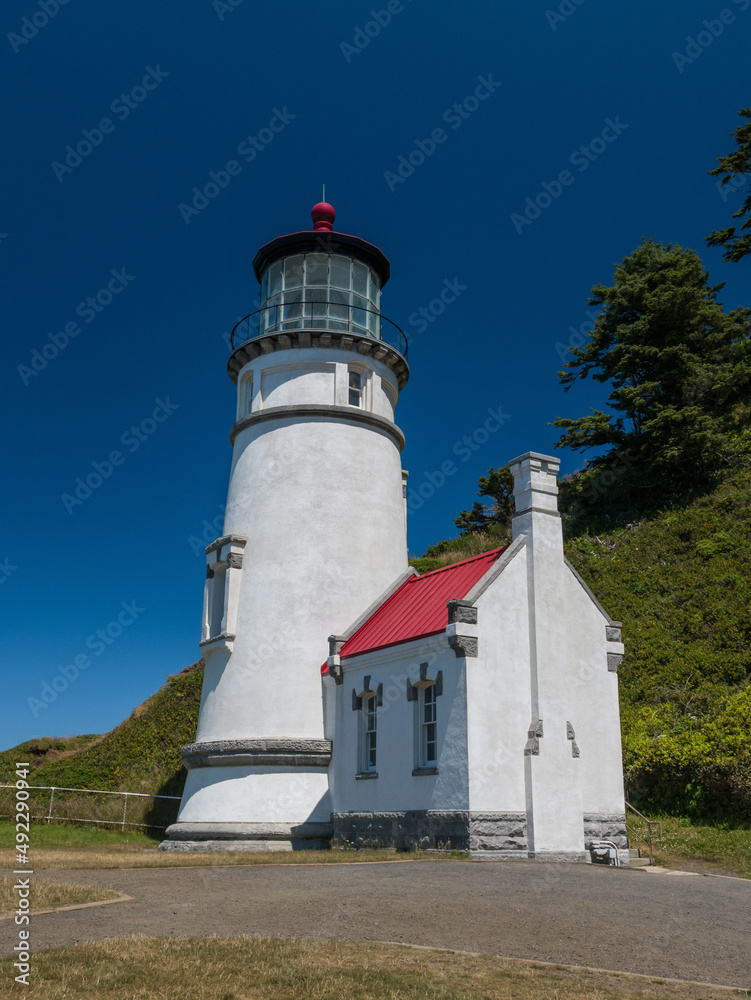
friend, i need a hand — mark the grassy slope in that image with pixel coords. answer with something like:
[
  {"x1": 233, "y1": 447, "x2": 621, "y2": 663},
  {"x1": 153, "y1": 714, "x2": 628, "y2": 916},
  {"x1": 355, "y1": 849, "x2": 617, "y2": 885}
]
[
  {"x1": 566, "y1": 468, "x2": 751, "y2": 819},
  {"x1": 0, "y1": 663, "x2": 204, "y2": 797}
]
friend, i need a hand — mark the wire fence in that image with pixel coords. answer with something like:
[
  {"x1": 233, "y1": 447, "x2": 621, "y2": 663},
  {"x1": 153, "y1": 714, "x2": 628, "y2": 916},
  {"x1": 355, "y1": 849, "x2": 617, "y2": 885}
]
[{"x1": 0, "y1": 784, "x2": 181, "y2": 831}]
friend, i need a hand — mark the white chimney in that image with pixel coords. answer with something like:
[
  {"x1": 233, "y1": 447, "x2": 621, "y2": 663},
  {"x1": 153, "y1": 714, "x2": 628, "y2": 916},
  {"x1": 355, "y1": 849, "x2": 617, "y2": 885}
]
[{"x1": 507, "y1": 451, "x2": 584, "y2": 857}]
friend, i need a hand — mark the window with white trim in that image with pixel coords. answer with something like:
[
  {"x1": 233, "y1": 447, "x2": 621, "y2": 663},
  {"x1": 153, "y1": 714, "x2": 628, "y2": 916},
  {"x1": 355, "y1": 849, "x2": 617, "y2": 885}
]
[
  {"x1": 408, "y1": 664, "x2": 443, "y2": 774},
  {"x1": 362, "y1": 694, "x2": 377, "y2": 772},
  {"x1": 348, "y1": 370, "x2": 363, "y2": 407},
  {"x1": 420, "y1": 683, "x2": 437, "y2": 767}
]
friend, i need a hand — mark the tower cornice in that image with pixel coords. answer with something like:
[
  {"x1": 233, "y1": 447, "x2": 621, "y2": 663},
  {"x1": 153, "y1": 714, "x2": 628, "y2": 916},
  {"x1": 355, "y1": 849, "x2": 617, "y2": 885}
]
[
  {"x1": 228, "y1": 328, "x2": 409, "y2": 390},
  {"x1": 229, "y1": 403, "x2": 406, "y2": 450}
]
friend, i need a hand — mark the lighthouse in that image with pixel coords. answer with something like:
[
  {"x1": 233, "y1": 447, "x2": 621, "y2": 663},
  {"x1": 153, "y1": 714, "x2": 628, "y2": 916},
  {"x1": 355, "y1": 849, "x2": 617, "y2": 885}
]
[
  {"x1": 162, "y1": 202, "x2": 411, "y2": 850},
  {"x1": 163, "y1": 202, "x2": 628, "y2": 861}
]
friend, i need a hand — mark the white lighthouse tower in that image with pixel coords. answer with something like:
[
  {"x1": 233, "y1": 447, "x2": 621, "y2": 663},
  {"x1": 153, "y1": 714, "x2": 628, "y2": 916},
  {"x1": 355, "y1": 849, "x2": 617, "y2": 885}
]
[{"x1": 162, "y1": 202, "x2": 410, "y2": 850}]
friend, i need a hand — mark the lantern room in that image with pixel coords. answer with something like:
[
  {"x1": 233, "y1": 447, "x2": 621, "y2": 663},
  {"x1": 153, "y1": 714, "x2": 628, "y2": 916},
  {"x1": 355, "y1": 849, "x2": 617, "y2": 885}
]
[{"x1": 250, "y1": 201, "x2": 391, "y2": 341}]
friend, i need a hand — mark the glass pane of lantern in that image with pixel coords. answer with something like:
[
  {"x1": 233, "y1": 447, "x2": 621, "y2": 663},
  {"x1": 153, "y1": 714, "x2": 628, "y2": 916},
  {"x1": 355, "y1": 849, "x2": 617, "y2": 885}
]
[
  {"x1": 268, "y1": 261, "x2": 282, "y2": 296},
  {"x1": 352, "y1": 261, "x2": 367, "y2": 296},
  {"x1": 306, "y1": 253, "x2": 328, "y2": 286},
  {"x1": 260, "y1": 271, "x2": 268, "y2": 302},
  {"x1": 329, "y1": 256, "x2": 351, "y2": 290},
  {"x1": 265, "y1": 293, "x2": 281, "y2": 332},
  {"x1": 352, "y1": 294, "x2": 367, "y2": 331},
  {"x1": 282, "y1": 290, "x2": 302, "y2": 328},
  {"x1": 329, "y1": 289, "x2": 348, "y2": 328},
  {"x1": 284, "y1": 255, "x2": 303, "y2": 289},
  {"x1": 368, "y1": 269, "x2": 380, "y2": 304}
]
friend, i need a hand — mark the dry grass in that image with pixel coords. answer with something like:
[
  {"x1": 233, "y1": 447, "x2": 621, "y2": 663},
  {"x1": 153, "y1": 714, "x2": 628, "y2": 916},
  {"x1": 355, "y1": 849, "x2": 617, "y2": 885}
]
[
  {"x1": 0, "y1": 820, "x2": 466, "y2": 870},
  {"x1": 0, "y1": 936, "x2": 735, "y2": 1000},
  {"x1": 0, "y1": 843, "x2": 463, "y2": 871},
  {"x1": 0, "y1": 876, "x2": 118, "y2": 916}
]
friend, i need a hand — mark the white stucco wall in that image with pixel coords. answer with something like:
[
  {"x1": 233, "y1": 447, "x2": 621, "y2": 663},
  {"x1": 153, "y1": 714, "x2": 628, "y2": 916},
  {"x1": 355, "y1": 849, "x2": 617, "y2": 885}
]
[
  {"x1": 504, "y1": 452, "x2": 626, "y2": 856},
  {"x1": 235, "y1": 347, "x2": 397, "y2": 422},
  {"x1": 561, "y1": 566, "x2": 626, "y2": 817},
  {"x1": 174, "y1": 340, "x2": 409, "y2": 837},
  {"x1": 512, "y1": 507, "x2": 586, "y2": 854},
  {"x1": 177, "y1": 765, "x2": 331, "y2": 825},
  {"x1": 466, "y1": 542, "x2": 531, "y2": 813},
  {"x1": 194, "y1": 347, "x2": 407, "y2": 744},
  {"x1": 330, "y1": 637, "x2": 469, "y2": 814},
  {"x1": 259, "y1": 363, "x2": 336, "y2": 409}
]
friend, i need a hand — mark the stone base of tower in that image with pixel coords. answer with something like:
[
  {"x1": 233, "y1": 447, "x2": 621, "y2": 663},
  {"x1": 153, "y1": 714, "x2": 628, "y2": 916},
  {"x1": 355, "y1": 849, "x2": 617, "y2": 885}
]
[
  {"x1": 160, "y1": 747, "x2": 333, "y2": 852},
  {"x1": 158, "y1": 821, "x2": 332, "y2": 853}
]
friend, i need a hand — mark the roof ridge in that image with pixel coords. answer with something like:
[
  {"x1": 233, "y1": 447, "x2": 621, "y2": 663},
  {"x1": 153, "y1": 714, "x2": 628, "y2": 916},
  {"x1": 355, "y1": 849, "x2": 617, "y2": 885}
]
[{"x1": 415, "y1": 545, "x2": 506, "y2": 578}]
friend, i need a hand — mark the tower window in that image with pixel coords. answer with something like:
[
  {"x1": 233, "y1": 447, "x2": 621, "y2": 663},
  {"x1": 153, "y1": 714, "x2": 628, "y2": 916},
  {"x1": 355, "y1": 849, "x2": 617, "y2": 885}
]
[
  {"x1": 200, "y1": 535, "x2": 246, "y2": 652},
  {"x1": 348, "y1": 371, "x2": 363, "y2": 406},
  {"x1": 237, "y1": 371, "x2": 253, "y2": 419},
  {"x1": 208, "y1": 566, "x2": 226, "y2": 638}
]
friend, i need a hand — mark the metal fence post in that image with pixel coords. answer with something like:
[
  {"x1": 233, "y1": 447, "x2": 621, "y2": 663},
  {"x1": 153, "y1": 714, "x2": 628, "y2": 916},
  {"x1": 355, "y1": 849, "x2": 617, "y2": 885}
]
[
  {"x1": 46, "y1": 788, "x2": 56, "y2": 823},
  {"x1": 121, "y1": 793, "x2": 128, "y2": 831}
]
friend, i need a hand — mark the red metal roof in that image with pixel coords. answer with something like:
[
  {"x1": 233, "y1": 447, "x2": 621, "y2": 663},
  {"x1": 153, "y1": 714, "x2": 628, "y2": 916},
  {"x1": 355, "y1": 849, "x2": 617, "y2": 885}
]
[{"x1": 337, "y1": 547, "x2": 505, "y2": 661}]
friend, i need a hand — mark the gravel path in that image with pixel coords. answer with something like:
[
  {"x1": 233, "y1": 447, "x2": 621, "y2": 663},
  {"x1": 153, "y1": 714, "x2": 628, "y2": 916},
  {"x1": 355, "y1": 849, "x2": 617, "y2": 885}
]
[{"x1": 2, "y1": 860, "x2": 749, "y2": 988}]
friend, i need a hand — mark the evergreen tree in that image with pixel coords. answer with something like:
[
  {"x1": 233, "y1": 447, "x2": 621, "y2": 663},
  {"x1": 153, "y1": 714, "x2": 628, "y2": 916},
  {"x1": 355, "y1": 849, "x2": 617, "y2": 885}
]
[
  {"x1": 553, "y1": 239, "x2": 751, "y2": 492},
  {"x1": 706, "y1": 107, "x2": 751, "y2": 264},
  {"x1": 454, "y1": 466, "x2": 515, "y2": 534}
]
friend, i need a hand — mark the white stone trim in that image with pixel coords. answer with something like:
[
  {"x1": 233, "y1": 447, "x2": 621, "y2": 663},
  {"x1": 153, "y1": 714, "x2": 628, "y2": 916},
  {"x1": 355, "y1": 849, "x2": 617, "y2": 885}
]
[
  {"x1": 508, "y1": 451, "x2": 560, "y2": 516},
  {"x1": 229, "y1": 404, "x2": 406, "y2": 451},
  {"x1": 202, "y1": 535, "x2": 247, "y2": 650},
  {"x1": 237, "y1": 370, "x2": 253, "y2": 421},
  {"x1": 563, "y1": 557, "x2": 616, "y2": 624},
  {"x1": 464, "y1": 534, "x2": 527, "y2": 603},
  {"x1": 338, "y1": 568, "x2": 418, "y2": 643}
]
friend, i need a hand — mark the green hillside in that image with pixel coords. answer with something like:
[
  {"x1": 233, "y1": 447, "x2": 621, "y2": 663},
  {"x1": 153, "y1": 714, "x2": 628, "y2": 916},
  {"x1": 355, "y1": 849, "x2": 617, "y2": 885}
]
[
  {"x1": 0, "y1": 662, "x2": 204, "y2": 798},
  {"x1": 566, "y1": 468, "x2": 751, "y2": 820}
]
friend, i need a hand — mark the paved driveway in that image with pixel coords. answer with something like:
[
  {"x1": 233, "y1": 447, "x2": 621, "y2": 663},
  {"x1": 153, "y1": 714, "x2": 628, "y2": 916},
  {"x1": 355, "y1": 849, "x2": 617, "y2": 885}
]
[{"x1": 2, "y1": 861, "x2": 749, "y2": 988}]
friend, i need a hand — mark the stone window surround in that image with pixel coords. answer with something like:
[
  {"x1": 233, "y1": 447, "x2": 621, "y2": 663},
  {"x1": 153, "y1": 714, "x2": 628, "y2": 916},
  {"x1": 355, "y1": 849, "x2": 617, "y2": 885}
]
[
  {"x1": 352, "y1": 676, "x2": 382, "y2": 778},
  {"x1": 200, "y1": 534, "x2": 247, "y2": 653},
  {"x1": 407, "y1": 662, "x2": 443, "y2": 775},
  {"x1": 347, "y1": 359, "x2": 372, "y2": 410}
]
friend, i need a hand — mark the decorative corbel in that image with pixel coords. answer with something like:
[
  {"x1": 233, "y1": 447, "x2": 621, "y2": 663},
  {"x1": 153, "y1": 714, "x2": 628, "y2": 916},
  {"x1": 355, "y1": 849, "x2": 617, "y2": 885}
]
[{"x1": 524, "y1": 718, "x2": 544, "y2": 756}]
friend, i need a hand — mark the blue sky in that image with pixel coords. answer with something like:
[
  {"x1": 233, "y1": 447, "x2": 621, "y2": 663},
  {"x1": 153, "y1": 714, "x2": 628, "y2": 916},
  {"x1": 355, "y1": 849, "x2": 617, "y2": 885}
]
[{"x1": 1, "y1": 0, "x2": 748, "y2": 750}]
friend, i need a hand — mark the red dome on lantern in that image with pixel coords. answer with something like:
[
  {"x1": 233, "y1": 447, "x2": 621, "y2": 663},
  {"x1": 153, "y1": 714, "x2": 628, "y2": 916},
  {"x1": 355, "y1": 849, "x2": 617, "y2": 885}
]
[{"x1": 311, "y1": 201, "x2": 336, "y2": 231}]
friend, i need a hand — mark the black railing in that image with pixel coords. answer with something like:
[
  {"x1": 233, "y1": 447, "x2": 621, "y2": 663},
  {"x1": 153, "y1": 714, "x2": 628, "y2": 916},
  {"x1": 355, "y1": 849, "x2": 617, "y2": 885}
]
[{"x1": 230, "y1": 302, "x2": 409, "y2": 359}]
